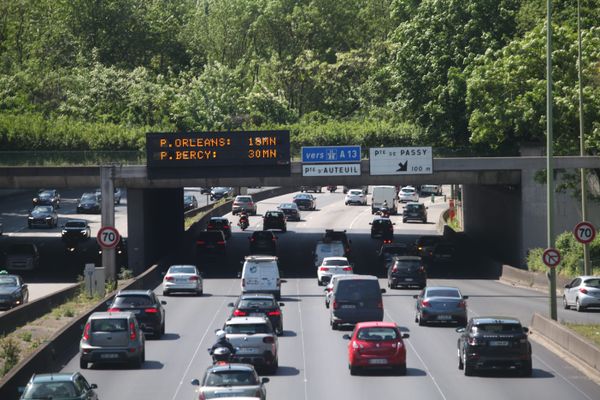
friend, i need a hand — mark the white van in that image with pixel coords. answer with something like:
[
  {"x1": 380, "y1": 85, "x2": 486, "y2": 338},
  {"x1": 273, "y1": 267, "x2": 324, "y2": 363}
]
[
  {"x1": 314, "y1": 240, "x2": 346, "y2": 267},
  {"x1": 371, "y1": 185, "x2": 398, "y2": 215},
  {"x1": 240, "y1": 255, "x2": 282, "y2": 299}
]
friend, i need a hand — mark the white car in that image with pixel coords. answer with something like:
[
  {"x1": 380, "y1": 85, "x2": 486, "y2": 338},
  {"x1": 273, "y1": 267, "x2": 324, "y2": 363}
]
[
  {"x1": 324, "y1": 274, "x2": 353, "y2": 308},
  {"x1": 398, "y1": 186, "x2": 419, "y2": 203},
  {"x1": 162, "y1": 265, "x2": 203, "y2": 296},
  {"x1": 344, "y1": 189, "x2": 367, "y2": 206},
  {"x1": 317, "y1": 256, "x2": 353, "y2": 286}
]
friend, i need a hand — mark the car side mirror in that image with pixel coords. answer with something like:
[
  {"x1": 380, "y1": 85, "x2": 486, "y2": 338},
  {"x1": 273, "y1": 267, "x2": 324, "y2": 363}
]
[
  {"x1": 392, "y1": 223, "x2": 396, "y2": 225},
  {"x1": 280, "y1": 279, "x2": 288, "y2": 283},
  {"x1": 412, "y1": 295, "x2": 418, "y2": 299},
  {"x1": 402, "y1": 333, "x2": 410, "y2": 339},
  {"x1": 455, "y1": 327, "x2": 466, "y2": 333},
  {"x1": 161, "y1": 300, "x2": 167, "y2": 305},
  {"x1": 22, "y1": 284, "x2": 27, "y2": 289},
  {"x1": 279, "y1": 303, "x2": 285, "y2": 307},
  {"x1": 462, "y1": 296, "x2": 469, "y2": 299},
  {"x1": 369, "y1": 222, "x2": 372, "y2": 225},
  {"x1": 564, "y1": 284, "x2": 571, "y2": 288},
  {"x1": 227, "y1": 302, "x2": 234, "y2": 307},
  {"x1": 90, "y1": 384, "x2": 98, "y2": 389},
  {"x1": 261, "y1": 377, "x2": 270, "y2": 384},
  {"x1": 380, "y1": 288, "x2": 386, "y2": 293},
  {"x1": 523, "y1": 327, "x2": 529, "y2": 333},
  {"x1": 191, "y1": 379, "x2": 200, "y2": 386},
  {"x1": 342, "y1": 334, "x2": 351, "y2": 340}
]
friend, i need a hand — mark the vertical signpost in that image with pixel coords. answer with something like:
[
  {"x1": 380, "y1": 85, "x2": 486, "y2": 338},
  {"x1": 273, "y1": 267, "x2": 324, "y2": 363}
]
[{"x1": 100, "y1": 167, "x2": 116, "y2": 282}]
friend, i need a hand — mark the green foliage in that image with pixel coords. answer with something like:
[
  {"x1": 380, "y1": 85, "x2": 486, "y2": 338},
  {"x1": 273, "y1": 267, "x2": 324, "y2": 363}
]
[
  {"x1": 0, "y1": 336, "x2": 20, "y2": 376},
  {"x1": 118, "y1": 268, "x2": 134, "y2": 281},
  {"x1": 18, "y1": 331, "x2": 32, "y2": 343}
]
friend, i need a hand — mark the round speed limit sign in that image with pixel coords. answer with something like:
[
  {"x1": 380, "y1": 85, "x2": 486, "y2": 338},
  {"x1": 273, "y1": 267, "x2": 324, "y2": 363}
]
[
  {"x1": 573, "y1": 221, "x2": 596, "y2": 244},
  {"x1": 97, "y1": 226, "x2": 121, "y2": 249}
]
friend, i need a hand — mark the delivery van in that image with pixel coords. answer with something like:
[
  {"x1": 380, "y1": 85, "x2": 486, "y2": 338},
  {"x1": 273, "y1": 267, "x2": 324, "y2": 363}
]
[
  {"x1": 371, "y1": 185, "x2": 398, "y2": 215},
  {"x1": 240, "y1": 255, "x2": 282, "y2": 299}
]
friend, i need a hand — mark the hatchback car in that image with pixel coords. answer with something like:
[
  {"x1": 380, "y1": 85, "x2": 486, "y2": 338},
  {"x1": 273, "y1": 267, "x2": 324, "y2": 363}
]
[
  {"x1": 343, "y1": 322, "x2": 409, "y2": 375},
  {"x1": 33, "y1": 189, "x2": 61, "y2": 208},
  {"x1": 277, "y1": 202, "x2": 301, "y2": 221},
  {"x1": 163, "y1": 265, "x2": 203, "y2": 296},
  {"x1": 369, "y1": 217, "x2": 394, "y2": 240},
  {"x1": 210, "y1": 186, "x2": 234, "y2": 201},
  {"x1": 563, "y1": 275, "x2": 600, "y2": 311},
  {"x1": 263, "y1": 211, "x2": 286, "y2": 232},
  {"x1": 183, "y1": 194, "x2": 198, "y2": 211},
  {"x1": 457, "y1": 317, "x2": 532, "y2": 376},
  {"x1": 414, "y1": 286, "x2": 468, "y2": 326},
  {"x1": 387, "y1": 256, "x2": 426, "y2": 289},
  {"x1": 77, "y1": 192, "x2": 101, "y2": 214},
  {"x1": 402, "y1": 202, "x2": 427, "y2": 223},
  {"x1": 224, "y1": 316, "x2": 279, "y2": 373},
  {"x1": 345, "y1": 189, "x2": 367, "y2": 206},
  {"x1": 207, "y1": 216, "x2": 232, "y2": 239},
  {"x1": 28, "y1": 205, "x2": 58, "y2": 228},
  {"x1": 377, "y1": 242, "x2": 412, "y2": 272},
  {"x1": 232, "y1": 195, "x2": 258, "y2": 215},
  {"x1": 0, "y1": 272, "x2": 29, "y2": 309},
  {"x1": 415, "y1": 235, "x2": 442, "y2": 260},
  {"x1": 4, "y1": 243, "x2": 40, "y2": 271},
  {"x1": 317, "y1": 256, "x2": 353, "y2": 286},
  {"x1": 107, "y1": 290, "x2": 166, "y2": 338},
  {"x1": 19, "y1": 372, "x2": 98, "y2": 400},
  {"x1": 191, "y1": 364, "x2": 269, "y2": 400},
  {"x1": 197, "y1": 230, "x2": 227, "y2": 256},
  {"x1": 228, "y1": 293, "x2": 284, "y2": 335},
  {"x1": 249, "y1": 230, "x2": 277, "y2": 255},
  {"x1": 293, "y1": 193, "x2": 316, "y2": 211},
  {"x1": 398, "y1": 186, "x2": 419, "y2": 203},
  {"x1": 79, "y1": 311, "x2": 145, "y2": 369},
  {"x1": 61, "y1": 219, "x2": 91, "y2": 242}
]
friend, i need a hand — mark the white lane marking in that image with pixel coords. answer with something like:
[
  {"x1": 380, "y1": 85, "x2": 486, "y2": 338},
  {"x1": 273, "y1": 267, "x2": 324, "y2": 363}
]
[
  {"x1": 296, "y1": 279, "x2": 309, "y2": 400},
  {"x1": 169, "y1": 281, "x2": 235, "y2": 400},
  {"x1": 385, "y1": 310, "x2": 448, "y2": 400},
  {"x1": 533, "y1": 353, "x2": 595, "y2": 400},
  {"x1": 348, "y1": 206, "x2": 372, "y2": 229}
]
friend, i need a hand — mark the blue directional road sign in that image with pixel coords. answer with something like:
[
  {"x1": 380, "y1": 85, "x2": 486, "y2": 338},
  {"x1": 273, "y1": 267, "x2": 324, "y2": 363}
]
[{"x1": 301, "y1": 145, "x2": 361, "y2": 163}]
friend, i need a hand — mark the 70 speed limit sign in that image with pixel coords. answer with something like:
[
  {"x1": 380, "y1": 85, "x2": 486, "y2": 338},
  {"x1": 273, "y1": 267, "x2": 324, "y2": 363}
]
[
  {"x1": 573, "y1": 221, "x2": 596, "y2": 244},
  {"x1": 97, "y1": 226, "x2": 121, "y2": 249}
]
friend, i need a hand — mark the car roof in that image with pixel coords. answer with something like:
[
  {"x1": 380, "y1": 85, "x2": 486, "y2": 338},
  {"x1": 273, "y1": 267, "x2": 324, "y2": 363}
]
[
  {"x1": 245, "y1": 255, "x2": 277, "y2": 261},
  {"x1": 405, "y1": 202, "x2": 423, "y2": 205},
  {"x1": 168, "y1": 265, "x2": 197, "y2": 270},
  {"x1": 226, "y1": 316, "x2": 269, "y2": 324},
  {"x1": 115, "y1": 289, "x2": 153, "y2": 296},
  {"x1": 278, "y1": 203, "x2": 297, "y2": 208},
  {"x1": 336, "y1": 274, "x2": 378, "y2": 281},
  {"x1": 577, "y1": 276, "x2": 600, "y2": 280},
  {"x1": 89, "y1": 311, "x2": 135, "y2": 319},
  {"x1": 65, "y1": 219, "x2": 88, "y2": 224},
  {"x1": 323, "y1": 256, "x2": 348, "y2": 261},
  {"x1": 471, "y1": 317, "x2": 522, "y2": 325},
  {"x1": 425, "y1": 286, "x2": 461, "y2": 291},
  {"x1": 30, "y1": 373, "x2": 78, "y2": 383},
  {"x1": 209, "y1": 216, "x2": 228, "y2": 221},
  {"x1": 207, "y1": 363, "x2": 256, "y2": 373},
  {"x1": 240, "y1": 293, "x2": 276, "y2": 300},
  {"x1": 355, "y1": 321, "x2": 398, "y2": 329},
  {"x1": 394, "y1": 256, "x2": 422, "y2": 261}
]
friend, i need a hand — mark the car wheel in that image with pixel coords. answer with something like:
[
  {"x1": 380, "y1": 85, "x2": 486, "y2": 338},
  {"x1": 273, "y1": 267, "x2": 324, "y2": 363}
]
[
  {"x1": 418, "y1": 315, "x2": 425, "y2": 326},
  {"x1": 403, "y1": 219, "x2": 407, "y2": 223},
  {"x1": 563, "y1": 296, "x2": 569, "y2": 310},
  {"x1": 349, "y1": 365, "x2": 359, "y2": 376},
  {"x1": 345, "y1": 202, "x2": 348, "y2": 206},
  {"x1": 161, "y1": 321, "x2": 166, "y2": 336},
  {"x1": 317, "y1": 279, "x2": 322, "y2": 286},
  {"x1": 576, "y1": 298, "x2": 585, "y2": 312},
  {"x1": 80, "y1": 358, "x2": 88, "y2": 369},
  {"x1": 331, "y1": 321, "x2": 338, "y2": 330},
  {"x1": 325, "y1": 301, "x2": 329, "y2": 309},
  {"x1": 464, "y1": 362, "x2": 475, "y2": 376},
  {"x1": 458, "y1": 350, "x2": 464, "y2": 370},
  {"x1": 521, "y1": 360, "x2": 532, "y2": 377},
  {"x1": 197, "y1": 289, "x2": 203, "y2": 296},
  {"x1": 396, "y1": 363, "x2": 407, "y2": 376}
]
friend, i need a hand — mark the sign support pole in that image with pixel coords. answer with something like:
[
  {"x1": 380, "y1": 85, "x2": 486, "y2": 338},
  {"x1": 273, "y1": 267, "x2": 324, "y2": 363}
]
[{"x1": 101, "y1": 166, "x2": 116, "y2": 283}]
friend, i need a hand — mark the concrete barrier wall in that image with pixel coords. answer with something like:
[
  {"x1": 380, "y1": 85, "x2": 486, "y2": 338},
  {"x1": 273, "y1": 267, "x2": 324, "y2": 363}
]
[
  {"x1": 0, "y1": 264, "x2": 162, "y2": 399},
  {"x1": 531, "y1": 313, "x2": 600, "y2": 373},
  {"x1": 0, "y1": 283, "x2": 80, "y2": 337},
  {"x1": 500, "y1": 264, "x2": 570, "y2": 292}
]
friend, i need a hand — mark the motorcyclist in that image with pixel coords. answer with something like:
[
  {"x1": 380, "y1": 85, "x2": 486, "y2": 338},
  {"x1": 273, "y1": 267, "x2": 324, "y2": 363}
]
[
  {"x1": 379, "y1": 200, "x2": 390, "y2": 217},
  {"x1": 238, "y1": 211, "x2": 249, "y2": 229},
  {"x1": 210, "y1": 330, "x2": 236, "y2": 356}
]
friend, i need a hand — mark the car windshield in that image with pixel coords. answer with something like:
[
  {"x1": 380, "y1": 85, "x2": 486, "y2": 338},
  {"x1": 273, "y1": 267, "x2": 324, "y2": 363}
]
[
  {"x1": 91, "y1": 318, "x2": 128, "y2": 332},
  {"x1": 22, "y1": 382, "x2": 78, "y2": 399},
  {"x1": 426, "y1": 289, "x2": 460, "y2": 298},
  {"x1": 0, "y1": 276, "x2": 17, "y2": 286},
  {"x1": 401, "y1": 188, "x2": 415, "y2": 194},
  {"x1": 236, "y1": 197, "x2": 252, "y2": 203},
  {"x1": 184, "y1": 195, "x2": 194, "y2": 202},
  {"x1": 81, "y1": 193, "x2": 97, "y2": 201},
  {"x1": 224, "y1": 323, "x2": 271, "y2": 334},
  {"x1": 32, "y1": 206, "x2": 53, "y2": 214},
  {"x1": 38, "y1": 191, "x2": 53, "y2": 197},
  {"x1": 336, "y1": 280, "x2": 381, "y2": 301},
  {"x1": 279, "y1": 203, "x2": 295, "y2": 208},
  {"x1": 395, "y1": 260, "x2": 421, "y2": 269},
  {"x1": 584, "y1": 278, "x2": 600, "y2": 288},
  {"x1": 295, "y1": 195, "x2": 310, "y2": 199},
  {"x1": 405, "y1": 204, "x2": 422, "y2": 211},
  {"x1": 65, "y1": 221, "x2": 86, "y2": 228},
  {"x1": 169, "y1": 266, "x2": 197, "y2": 274},
  {"x1": 473, "y1": 323, "x2": 522, "y2": 333},
  {"x1": 357, "y1": 327, "x2": 399, "y2": 341},
  {"x1": 373, "y1": 219, "x2": 391, "y2": 225},
  {"x1": 113, "y1": 295, "x2": 153, "y2": 307},
  {"x1": 323, "y1": 259, "x2": 348, "y2": 266},
  {"x1": 7, "y1": 244, "x2": 35, "y2": 254},
  {"x1": 204, "y1": 370, "x2": 258, "y2": 387},
  {"x1": 252, "y1": 232, "x2": 273, "y2": 240},
  {"x1": 239, "y1": 299, "x2": 276, "y2": 308},
  {"x1": 348, "y1": 190, "x2": 362, "y2": 195},
  {"x1": 266, "y1": 212, "x2": 282, "y2": 218}
]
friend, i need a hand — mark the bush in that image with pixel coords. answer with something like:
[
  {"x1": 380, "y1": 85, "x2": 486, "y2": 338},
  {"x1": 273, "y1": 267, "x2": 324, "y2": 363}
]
[{"x1": 0, "y1": 336, "x2": 20, "y2": 376}]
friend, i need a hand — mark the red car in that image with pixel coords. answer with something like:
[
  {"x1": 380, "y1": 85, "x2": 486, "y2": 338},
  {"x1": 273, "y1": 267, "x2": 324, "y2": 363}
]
[{"x1": 343, "y1": 321, "x2": 409, "y2": 375}]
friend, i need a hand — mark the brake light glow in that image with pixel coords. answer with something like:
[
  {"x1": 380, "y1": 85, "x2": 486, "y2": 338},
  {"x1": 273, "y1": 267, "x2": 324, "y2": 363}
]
[
  {"x1": 319, "y1": 267, "x2": 329, "y2": 271},
  {"x1": 468, "y1": 337, "x2": 482, "y2": 346},
  {"x1": 189, "y1": 276, "x2": 199, "y2": 281},
  {"x1": 217, "y1": 241, "x2": 226, "y2": 245},
  {"x1": 197, "y1": 240, "x2": 205, "y2": 245},
  {"x1": 333, "y1": 301, "x2": 339, "y2": 309},
  {"x1": 233, "y1": 309, "x2": 247, "y2": 316},
  {"x1": 108, "y1": 307, "x2": 120, "y2": 312},
  {"x1": 342, "y1": 267, "x2": 352, "y2": 271},
  {"x1": 207, "y1": 225, "x2": 214, "y2": 229},
  {"x1": 164, "y1": 276, "x2": 174, "y2": 281},
  {"x1": 267, "y1": 310, "x2": 281, "y2": 316},
  {"x1": 458, "y1": 301, "x2": 466, "y2": 309},
  {"x1": 144, "y1": 308, "x2": 158, "y2": 313},
  {"x1": 263, "y1": 336, "x2": 275, "y2": 343},
  {"x1": 129, "y1": 322, "x2": 136, "y2": 340},
  {"x1": 82, "y1": 322, "x2": 90, "y2": 341},
  {"x1": 421, "y1": 299, "x2": 431, "y2": 307},
  {"x1": 392, "y1": 265, "x2": 398, "y2": 272},
  {"x1": 580, "y1": 288, "x2": 588, "y2": 294}
]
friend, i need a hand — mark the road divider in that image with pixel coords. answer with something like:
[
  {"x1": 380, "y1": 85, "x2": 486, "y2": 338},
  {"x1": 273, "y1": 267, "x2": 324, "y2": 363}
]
[{"x1": 500, "y1": 264, "x2": 570, "y2": 293}]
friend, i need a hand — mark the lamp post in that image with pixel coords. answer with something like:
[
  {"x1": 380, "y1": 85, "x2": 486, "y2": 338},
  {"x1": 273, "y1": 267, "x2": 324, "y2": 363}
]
[{"x1": 546, "y1": 0, "x2": 557, "y2": 321}]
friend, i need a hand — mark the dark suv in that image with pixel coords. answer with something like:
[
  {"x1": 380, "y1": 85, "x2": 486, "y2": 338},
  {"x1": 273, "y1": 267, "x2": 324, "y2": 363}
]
[
  {"x1": 403, "y1": 202, "x2": 427, "y2": 223},
  {"x1": 33, "y1": 189, "x2": 61, "y2": 208},
  {"x1": 369, "y1": 217, "x2": 394, "y2": 240},
  {"x1": 196, "y1": 230, "x2": 227, "y2": 255},
  {"x1": 206, "y1": 217, "x2": 232, "y2": 239},
  {"x1": 249, "y1": 230, "x2": 277, "y2": 255},
  {"x1": 107, "y1": 290, "x2": 166, "y2": 339},
  {"x1": 457, "y1": 317, "x2": 532, "y2": 376},
  {"x1": 387, "y1": 256, "x2": 426, "y2": 289},
  {"x1": 263, "y1": 211, "x2": 286, "y2": 232}
]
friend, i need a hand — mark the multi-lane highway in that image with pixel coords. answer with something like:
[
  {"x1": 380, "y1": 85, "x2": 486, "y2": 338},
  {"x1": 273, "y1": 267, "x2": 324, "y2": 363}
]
[{"x1": 54, "y1": 189, "x2": 600, "y2": 400}]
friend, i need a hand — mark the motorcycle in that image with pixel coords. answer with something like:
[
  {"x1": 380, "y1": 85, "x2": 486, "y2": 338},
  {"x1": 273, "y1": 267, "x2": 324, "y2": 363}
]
[
  {"x1": 327, "y1": 185, "x2": 337, "y2": 193},
  {"x1": 377, "y1": 207, "x2": 391, "y2": 218},
  {"x1": 238, "y1": 215, "x2": 249, "y2": 231},
  {"x1": 209, "y1": 347, "x2": 234, "y2": 364}
]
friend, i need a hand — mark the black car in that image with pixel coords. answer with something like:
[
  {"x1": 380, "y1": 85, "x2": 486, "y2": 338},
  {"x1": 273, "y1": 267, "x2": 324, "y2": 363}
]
[
  {"x1": 28, "y1": 205, "x2": 58, "y2": 228},
  {"x1": 402, "y1": 202, "x2": 428, "y2": 223},
  {"x1": 210, "y1": 187, "x2": 233, "y2": 201},
  {"x1": 249, "y1": 230, "x2": 277, "y2": 255},
  {"x1": 300, "y1": 186, "x2": 322, "y2": 193},
  {"x1": 0, "y1": 272, "x2": 29, "y2": 309},
  {"x1": 184, "y1": 194, "x2": 198, "y2": 212},
  {"x1": 77, "y1": 192, "x2": 101, "y2": 214},
  {"x1": 263, "y1": 211, "x2": 287, "y2": 232},
  {"x1": 293, "y1": 193, "x2": 316, "y2": 211},
  {"x1": 323, "y1": 229, "x2": 351, "y2": 256},
  {"x1": 415, "y1": 235, "x2": 442, "y2": 260},
  {"x1": 107, "y1": 290, "x2": 166, "y2": 339},
  {"x1": 387, "y1": 256, "x2": 426, "y2": 289},
  {"x1": 207, "y1": 217, "x2": 232, "y2": 239},
  {"x1": 61, "y1": 219, "x2": 91, "y2": 242},
  {"x1": 377, "y1": 242, "x2": 413, "y2": 271},
  {"x1": 196, "y1": 230, "x2": 227, "y2": 255},
  {"x1": 33, "y1": 189, "x2": 60, "y2": 208},
  {"x1": 95, "y1": 187, "x2": 122, "y2": 205},
  {"x1": 369, "y1": 217, "x2": 394, "y2": 239},
  {"x1": 432, "y1": 242, "x2": 456, "y2": 265},
  {"x1": 277, "y1": 203, "x2": 301, "y2": 221},
  {"x1": 457, "y1": 317, "x2": 532, "y2": 376},
  {"x1": 227, "y1": 293, "x2": 284, "y2": 335}
]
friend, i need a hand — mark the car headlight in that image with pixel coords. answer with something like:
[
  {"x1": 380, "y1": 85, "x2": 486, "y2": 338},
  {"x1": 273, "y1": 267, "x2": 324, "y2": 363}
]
[
  {"x1": 45, "y1": 216, "x2": 52, "y2": 220},
  {"x1": 61, "y1": 229, "x2": 67, "y2": 234},
  {"x1": 28, "y1": 216, "x2": 33, "y2": 220},
  {"x1": 81, "y1": 229, "x2": 87, "y2": 233},
  {"x1": 33, "y1": 199, "x2": 38, "y2": 203}
]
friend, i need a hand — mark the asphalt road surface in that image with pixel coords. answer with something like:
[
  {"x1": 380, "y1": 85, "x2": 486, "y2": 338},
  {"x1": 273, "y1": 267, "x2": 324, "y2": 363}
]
[{"x1": 56, "y1": 189, "x2": 600, "y2": 400}]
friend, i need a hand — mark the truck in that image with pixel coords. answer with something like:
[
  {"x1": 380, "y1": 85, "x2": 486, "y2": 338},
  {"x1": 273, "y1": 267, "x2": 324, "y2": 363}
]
[{"x1": 371, "y1": 185, "x2": 398, "y2": 215}]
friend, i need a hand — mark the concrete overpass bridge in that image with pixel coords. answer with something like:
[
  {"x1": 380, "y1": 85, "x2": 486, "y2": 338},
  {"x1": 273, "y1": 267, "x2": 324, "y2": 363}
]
[{"x1": 2, "y1": 156, "x2": 599, "y2": 272}]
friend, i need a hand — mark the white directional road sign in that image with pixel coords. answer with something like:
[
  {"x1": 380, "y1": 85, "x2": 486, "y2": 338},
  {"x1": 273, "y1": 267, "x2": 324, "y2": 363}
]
[
  {"x1": 573, "y1": 221, "x2": 596, "y2": 244},
  {"x1": 542, "y1": 248, "x2": 561, "y2": 268},
  {"x1": 97, "y1": 226, "x2": 121, "y2": 249},
  {"x1": 302, "y1": 163, "x2": 361, "y2": 177},
  {"x1": 369, "y1": 147, "x2": 433, "y2": 175}
]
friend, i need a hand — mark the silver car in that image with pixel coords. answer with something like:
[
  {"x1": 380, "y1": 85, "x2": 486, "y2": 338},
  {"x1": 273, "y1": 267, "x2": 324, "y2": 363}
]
[
  {"x1": 162, "y1": 265, "x2": 203, "y2": 296},
  {"x1": 563, "y1": 275, "x2": 600, "y2": 311},
  {"x1": 398, "y1": 186, "x2": 419, "y2": 203},
  {"x1": 79, "y1": 311, "x2": 145, "y2": 369},
  {"x1": 224, "y1": 316, "x2": 279, "y2": 374},
  {"x1": 191, "y1": 363, "x2": 269, "y2": 400},
  {"x1": 414, "y1": 286, "x2": 468, "y2": 326}
]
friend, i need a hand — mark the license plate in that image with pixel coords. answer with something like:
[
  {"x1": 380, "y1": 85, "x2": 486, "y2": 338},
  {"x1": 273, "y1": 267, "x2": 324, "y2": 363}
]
[
  {"x1": 238, "y1": 348, "x2": 259, "y2": 354},
  {"x1": 436, "y1": 315, "x2": 452, "y2": 320},
  {"x1": 249, "y1": 313, "x2": 264, "y2": 317},
  {"x1": 368, "y1": 359, "x2": 388, "y2": 365},
  {"x1": 341, "y1": 304, "x2": 356, "y2": 309},
  {"x1": 404, "y1": 278, "x2": 413, "y2": 281},
  {"x1": 176, "y1": 279, "x2": 187, "y2": 283},
  {"x1": 489, "y1": 341, "x2": 510, "y2": 346},
  {"x1": 100, "y1": 353, "x2": 119, "y2": 359}
]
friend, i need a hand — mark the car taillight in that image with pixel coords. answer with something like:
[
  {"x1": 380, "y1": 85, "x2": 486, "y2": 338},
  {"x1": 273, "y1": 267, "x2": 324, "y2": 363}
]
[
  {"x1": 392, "y1": 265, "x2": 398, "y2": 272},
  {"x1": 189, "y1": 276, "x2": 199, "y2": 281},
  {"x1": 164, "y1": 276, "x2": 174, "y2": 281},
  {"x1": 233, "y1": 309, "x2": 247, "y2": 316},
  {"x1": 333, "y1": 301, "x2": 339, "y2": 309},
  {"x1": 352, "y1": 341, "x2": 363, "y2": 349},
  {"x1": 224, "y1": 225, "x2": 230, "y2": 229},
  {"x1": 468, "y1": 337, "x2": 482, "y2": 346},
  {"x1": 421, "y1": 300, "x2": 430, "y2": 307},
  {"x1": 342, "y1": 267, "x2": 352, "y2": 271},
  {"x1": 145, "y1": 308, "x2": 158, "y2": 313},
  {"x1": 580, "y1": 288, "x2": 588, "y2": 294},
  {"x1": 82, "y1": 322, "x2": 90, "y2": 341},
  {"x1": 326, "y1": 287, "x2": 332, "y2": 292},
  {"x1": 129, "y1": 322, "x2": 136, "y2": 340},
  {"x1": 233, "y1": 202, "x2": 240, "y2": 206},
  {"x1": 217, "y1": 241, "x2": 226, "y2": 245},
  {"x1": 263, "y1": 336, "x2": 275, "y2": 343},
  {"x1": 319, "y1": 267, "x2": 329, "y2": 271},
  {"x1": 248, "y1": 203, "x2": 254, "y2": 206},
  {"x1": 418, "y1": 266, "x2": 425, "y2": 273},
  {"x1": 458, "y1": 301, "x2": 466, "y2": 309},
  {"x1": 207, "y1": 225, "x2": 214, "y2": 229},
  {"x1": 199, "y1": 392, "x2": 206, "y2": 400},
  {"x1": 242, "y1": 278, "x2": 245, "y2": 287},
  {"x1": 108, "y1": 307, "x2": 120, "y2": 312},
  {"x1": 197, "y1": 240, "x2": 205, "y2": 245},
  {"x1": 268, "y1": 310, "x2": 281, "y2": 316}
]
